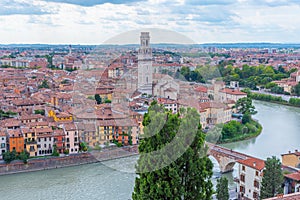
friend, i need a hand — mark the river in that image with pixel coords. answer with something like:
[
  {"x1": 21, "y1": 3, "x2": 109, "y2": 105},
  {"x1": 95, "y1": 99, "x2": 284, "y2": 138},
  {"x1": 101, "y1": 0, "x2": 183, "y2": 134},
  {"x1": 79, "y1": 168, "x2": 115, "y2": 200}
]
[{"x1": 0, "y1": 100, "x2": 299, "y2": 200}]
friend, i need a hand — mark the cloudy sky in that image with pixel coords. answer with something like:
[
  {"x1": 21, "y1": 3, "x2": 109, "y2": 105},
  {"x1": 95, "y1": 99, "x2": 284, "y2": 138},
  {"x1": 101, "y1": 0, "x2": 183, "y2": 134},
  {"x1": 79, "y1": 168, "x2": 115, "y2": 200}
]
[{"x1": 1, "y1": 0, "x2": 300, "y2": 44}]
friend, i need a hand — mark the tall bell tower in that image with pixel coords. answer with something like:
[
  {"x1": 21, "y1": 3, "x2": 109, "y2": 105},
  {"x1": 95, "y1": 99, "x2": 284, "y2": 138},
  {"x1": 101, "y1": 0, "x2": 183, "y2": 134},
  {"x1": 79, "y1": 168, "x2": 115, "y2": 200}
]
[{"x1": 138, "y1": 32, "x2": 153, "y2": 95}]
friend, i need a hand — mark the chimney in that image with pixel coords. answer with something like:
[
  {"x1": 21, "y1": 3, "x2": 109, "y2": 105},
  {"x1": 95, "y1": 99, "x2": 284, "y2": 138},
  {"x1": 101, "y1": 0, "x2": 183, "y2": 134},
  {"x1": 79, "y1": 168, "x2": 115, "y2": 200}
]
[
  {"x1": 289, "y1": 151, "x2": 291, "y2": 154},
  {"x1": 296, "y1": 150, "x2": 298, "y2": 153}
]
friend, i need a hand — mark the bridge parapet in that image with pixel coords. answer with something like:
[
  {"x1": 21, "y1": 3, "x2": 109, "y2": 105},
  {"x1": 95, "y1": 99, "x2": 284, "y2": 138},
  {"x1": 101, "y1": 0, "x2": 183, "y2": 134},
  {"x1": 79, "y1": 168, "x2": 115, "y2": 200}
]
[{"x1": 206, "y1": 142, "x2": 250, "y2": 173}]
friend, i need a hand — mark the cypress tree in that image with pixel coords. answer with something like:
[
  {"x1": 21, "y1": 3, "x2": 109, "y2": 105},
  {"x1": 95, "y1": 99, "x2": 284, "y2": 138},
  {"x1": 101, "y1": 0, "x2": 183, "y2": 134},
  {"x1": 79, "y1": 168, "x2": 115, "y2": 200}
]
[
  {"x1": 216, "y1": 177, "x2": 229, "y2": 200},
  {"x1": 260, "y1": 156, "x2": 284, "y2": 199},
  {"x1": 132, "y1": 103, "x2": 213, "y2": 200}
]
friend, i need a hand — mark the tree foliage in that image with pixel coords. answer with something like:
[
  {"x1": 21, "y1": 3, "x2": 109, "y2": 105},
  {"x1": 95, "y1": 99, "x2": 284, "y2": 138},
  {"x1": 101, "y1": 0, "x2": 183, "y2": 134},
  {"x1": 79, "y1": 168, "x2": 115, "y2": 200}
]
[
  {"x1": 0, "y1": 110, "x2": 17, "y2": 120},
  {"x1": 216, "y1": 177, "x2": 229, "y2": 200},
  {"x1": 51, "y1": 144, "x2": 60, "y2": 156},
  {"x1": 260, "y1": 156, "x2": 284, "y2": 199},
  {"x1": 292, "y1": 82, "x2": 300, "y2": 96},
  {"x1": 94, "y1": 94, "x2": 102, "y2": 104},
  {"x1": 3, "y1": 150, "x2": 29, "y2": 164},
  {"x1": 38, "y1": 80, "x2": 50, "y2": 89},
  {"x1": 235, "y1": 97, "x2": 257, "y2": 115},
  {"x1": 18, "y1": 151, "x2": 30, "y2": 163},
  {"x1": 2, "y1": 150, "x2": 17, "y2": 163},
  {"x1": 132, "y1": 103, "x2": 213, "y2": 200}
]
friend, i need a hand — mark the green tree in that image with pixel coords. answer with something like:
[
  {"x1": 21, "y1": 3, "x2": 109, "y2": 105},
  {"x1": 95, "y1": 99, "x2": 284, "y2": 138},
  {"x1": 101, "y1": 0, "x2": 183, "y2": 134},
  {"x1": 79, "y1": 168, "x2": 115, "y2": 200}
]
[
  {"x1": 242, "y1": 113, "x2": 251, "y2": 124},
  {"x1": 3, "y1": 151, "x2": 13, "y2": 163},
  {"x1": 265, "y1": 82, "x2": 277, "y2": 89},
  {"x1": 216, "y1": 177, "x2": 229, "y2": 200},
  {"x1": 79, "y1": 142, "x2": 88, "y2": 152},
  {"x1": 235, "y1": 97, "x2": 257, "y2": 115},
  {"x1": 270, "y1": 86, "x2": 284, "y2": 94},
  {"x1": 34, "y1": 109, "x2": 45, "y2": 116},
  {"x1": 260, "y1": 156, "x2": 284, "y2": 199},
  {"x1": 132, "y1": 104, "x2": 213, "y2": 200},
  {"x1": 38, "y1": 80, "x2": 49, "y2": 89},
  {"x1": 292, "y1": 82, "x2": 300, "y2": 96},
  {"x1": 52, "y1": 144, "x2": 60, "y2": 156},
  {"x1": 221, "y1": 121, "x2": 242, "y2": 140},
  {"x1": 18, "y1": 151, "x2": 30, "y2": 163},
  {"x1": 3, "y1": 150, "x2": 17, "y2": 163},
  {"x1": 95, "y1": 94, "x2": 102, "y2": 104}
]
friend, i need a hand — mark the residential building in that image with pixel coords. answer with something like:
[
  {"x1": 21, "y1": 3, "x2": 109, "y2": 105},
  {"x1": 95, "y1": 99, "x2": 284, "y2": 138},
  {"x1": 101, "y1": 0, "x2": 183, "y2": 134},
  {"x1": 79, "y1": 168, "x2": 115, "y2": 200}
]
[
  {"x1": 282, "y1": 150, "x2": 300, "y2": 168},
  {"x1": 48, "y1": 110, "x2": 73, "y2": 122},
  {"x1": 22, "y1": 128, "x2": 37, "y2": 157},
  {"x1": 7, "y1": 129, "x2": 24, "y2": 153},
  {"x1": 63, "y1": 123, "x2": 79, "y2": 154},
  {"x1": 219, "y1": 88, "x2": 247, "y2": 103},
  {"x1": 36, "y1": 128, "x2": 54, "y2": 156},
  {"x1": 264, "y1": 192, "x2": 300, "y2": 200},
  {"x1": 237, "y1": 157, "x2": 265, "y2": 200},
  {"x1": 157, "y1": 98, "x2": 178, "y2": 114},
  {"x1": 53, "y1": 129, "x2": 65, "y2": 154},
  {"x1": 0, "y1": 131, "x2": 6, "y2": 159},
  {"x1": 283, "y1": 171, "x2": 300, "y2": 194}
]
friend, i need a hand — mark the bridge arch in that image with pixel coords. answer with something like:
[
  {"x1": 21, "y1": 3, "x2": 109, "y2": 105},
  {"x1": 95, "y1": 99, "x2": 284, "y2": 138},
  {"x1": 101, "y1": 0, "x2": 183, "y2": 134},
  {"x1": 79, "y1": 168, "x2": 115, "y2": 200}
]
[{"x1": 206, "y1": 143, "x2": 248, "y2": 173}]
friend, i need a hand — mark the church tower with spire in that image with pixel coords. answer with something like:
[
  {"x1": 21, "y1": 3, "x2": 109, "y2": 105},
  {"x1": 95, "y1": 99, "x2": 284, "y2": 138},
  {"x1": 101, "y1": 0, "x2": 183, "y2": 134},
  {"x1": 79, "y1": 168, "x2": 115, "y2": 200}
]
[{"x1": 138, "y1": 32, "x2": 153, "y2": 95}]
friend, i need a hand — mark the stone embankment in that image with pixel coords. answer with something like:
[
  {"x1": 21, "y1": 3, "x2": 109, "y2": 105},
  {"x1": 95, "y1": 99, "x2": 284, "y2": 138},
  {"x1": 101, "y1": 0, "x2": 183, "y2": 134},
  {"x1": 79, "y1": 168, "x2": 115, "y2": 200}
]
[{"x1": 0, "y1": 145, "x2": 139, "y2": 176}]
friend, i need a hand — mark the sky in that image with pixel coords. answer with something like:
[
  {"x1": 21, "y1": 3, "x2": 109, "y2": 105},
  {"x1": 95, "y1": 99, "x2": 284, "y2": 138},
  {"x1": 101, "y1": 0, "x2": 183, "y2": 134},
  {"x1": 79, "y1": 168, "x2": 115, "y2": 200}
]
[{"x1": 1, "y1": 0, "x2": 300, "y2": 44}]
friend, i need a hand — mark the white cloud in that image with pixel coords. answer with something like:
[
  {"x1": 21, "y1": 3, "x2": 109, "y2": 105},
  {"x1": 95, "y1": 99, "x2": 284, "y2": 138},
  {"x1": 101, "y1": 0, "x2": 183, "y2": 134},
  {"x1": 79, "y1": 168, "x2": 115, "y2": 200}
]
[{"x1": 0, "y1": 0, "x2": 300, "y2": 44}]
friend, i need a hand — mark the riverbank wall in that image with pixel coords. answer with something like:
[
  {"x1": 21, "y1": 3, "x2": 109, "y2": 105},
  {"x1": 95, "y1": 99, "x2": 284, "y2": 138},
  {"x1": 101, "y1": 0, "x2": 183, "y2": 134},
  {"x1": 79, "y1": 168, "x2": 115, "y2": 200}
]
[{"x1": 0, "y1": 146, "x2": 139, "y2": 176}]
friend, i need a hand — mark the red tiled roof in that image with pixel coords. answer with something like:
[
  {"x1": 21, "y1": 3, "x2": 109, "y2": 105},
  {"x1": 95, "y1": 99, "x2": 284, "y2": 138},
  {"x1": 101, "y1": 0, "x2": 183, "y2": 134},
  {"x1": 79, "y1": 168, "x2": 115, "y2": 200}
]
[
  {"x1": 194, "y1": 85, "x2": 208, "y2": 93},
  {"x1": 238, "y1": 157, "x2": 265, "y2": 171},
  {"x1": 264, "y1": 192, "x2": 300, "y2": 200},
  {"x1": 285, "y1": 172, "x2": 300, "y2": 181},
  {"x1": 219, "y1": 88, "x2": 247, "y2": 95}
]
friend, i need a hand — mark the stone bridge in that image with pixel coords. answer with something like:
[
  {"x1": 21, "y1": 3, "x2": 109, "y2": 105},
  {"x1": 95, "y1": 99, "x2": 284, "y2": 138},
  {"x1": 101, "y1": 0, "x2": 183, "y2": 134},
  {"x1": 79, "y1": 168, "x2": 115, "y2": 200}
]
[{"x1": 206, "y1": 142, "x2": 251, "y2": 173}]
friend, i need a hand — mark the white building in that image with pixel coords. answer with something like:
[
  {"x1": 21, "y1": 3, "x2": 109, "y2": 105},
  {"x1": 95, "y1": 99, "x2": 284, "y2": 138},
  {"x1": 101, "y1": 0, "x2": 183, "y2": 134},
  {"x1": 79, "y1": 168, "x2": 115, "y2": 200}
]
[
  {"x1": 237, "y1": 157, "x2": 265, "y2": 200},
  {"x1": 138, "y1": 32, "x2": 153, "y2": 95},
  {"x1": 0, "y1": 131, "x2": 6, "y2": 159},
  {"x1": 157, "y1": 98, "x2": 178, "y2": 114},
  {"x1": 219, "y1": 88, "x2": 247, "y2": 103},
  {"x1": 36, "y1": 128, "x2": 54, "y2": 156}
]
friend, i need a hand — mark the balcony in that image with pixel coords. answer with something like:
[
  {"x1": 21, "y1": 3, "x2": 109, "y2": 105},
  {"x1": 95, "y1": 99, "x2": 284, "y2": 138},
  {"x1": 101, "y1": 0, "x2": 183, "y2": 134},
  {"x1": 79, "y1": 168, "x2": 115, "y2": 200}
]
[{"x1": 26, "y1": 140, "x2": 37, "y2": 145}]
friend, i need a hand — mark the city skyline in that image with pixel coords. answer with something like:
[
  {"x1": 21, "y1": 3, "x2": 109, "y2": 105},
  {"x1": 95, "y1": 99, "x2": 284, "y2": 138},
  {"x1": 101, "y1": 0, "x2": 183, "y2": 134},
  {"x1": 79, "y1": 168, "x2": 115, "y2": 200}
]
[{"x1": 1, "y1": 0, "x2": 300, "y2": 44}]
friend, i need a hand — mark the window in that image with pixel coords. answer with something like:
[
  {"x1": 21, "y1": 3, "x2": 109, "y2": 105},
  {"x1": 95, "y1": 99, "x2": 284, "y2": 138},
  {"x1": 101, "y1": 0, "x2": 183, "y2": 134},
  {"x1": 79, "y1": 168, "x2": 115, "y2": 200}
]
[
  {"x1": 253, "y1": 192, "x2": 258, "y2": 199},
  {"x1": 240, "y1": 186, "x2": 245, "y2": 193},
  {"x1": 240, "y1": 174, "x2": 245, "y2": 182},
  {"x1": 242, "y1": 165, "x2": 245, "y2": 171},
  {"x1": 254, "y1": 180, "x2": 259, "y2": 189},
  {"x1": 256, "y1": 171, "x2": 259, "y2": 176},
  {"x1": 29, "y1": 146, "x2": 35, "y2": 152}
]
